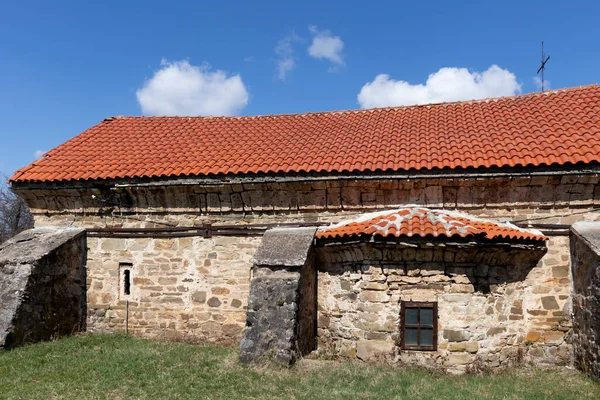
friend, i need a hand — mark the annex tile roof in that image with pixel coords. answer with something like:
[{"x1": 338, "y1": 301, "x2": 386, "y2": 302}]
[
  {"x1": 9, "y1": 85, "x2": 600, "y2": 183},
  {"x1": 316, "y1": 207, "x2": 546, "y2": 241}
]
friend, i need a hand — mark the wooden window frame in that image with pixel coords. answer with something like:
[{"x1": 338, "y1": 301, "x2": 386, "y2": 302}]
[{"x1": 400, "y1": 301, "x2": 438, "y2": 351}]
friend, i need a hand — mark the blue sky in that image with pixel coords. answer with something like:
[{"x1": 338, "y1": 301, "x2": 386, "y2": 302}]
[{"x1": 1, "y1": 0, "x2": 599, "y2": 178}]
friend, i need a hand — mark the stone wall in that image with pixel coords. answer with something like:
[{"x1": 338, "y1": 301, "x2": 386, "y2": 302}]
[
  {"x1": 240, "y1": 228, "x2": 317, "y2": 364},
  {"x1": 297, "y1": 246, "x2": 317, "y2": 355},
  {"x1": 15, "y1": 174, "x2": 600, "y2": 219},
  {"x1": 570, "y1": 222, "x2": 600, "y2": 380},
  {"x1": 315, "y1": 240, "x2": 571, "y2": 372},
  {"x1": 0, "y1": 228, "x2": 86, "y2": 348},
  {"x1": 11, "y1": 172, "x2": 600, "y2": 352},
  {"x1": 86, "y1": 235, "x2": 259, "y2": 344}
]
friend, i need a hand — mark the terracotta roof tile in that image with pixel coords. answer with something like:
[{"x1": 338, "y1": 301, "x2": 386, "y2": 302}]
[
  {"x1": 9, "y1": 85, "x2": 600, "y2": 183},
  {"x1": 316, "y1": 207, "x2": 546, "y2": 241}
]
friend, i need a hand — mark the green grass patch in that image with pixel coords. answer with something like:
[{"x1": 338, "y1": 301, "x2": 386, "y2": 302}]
[{"x1": 0, "y1": 334, "x2": 598, "y2": 399}]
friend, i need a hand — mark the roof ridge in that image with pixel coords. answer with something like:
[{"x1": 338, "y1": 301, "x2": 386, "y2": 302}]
[{"x1": 107, "y1": 84, "x2": 599, "y2": 120}]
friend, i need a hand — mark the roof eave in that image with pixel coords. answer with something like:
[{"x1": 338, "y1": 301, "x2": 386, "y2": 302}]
[{"x1": 9, "y1": 162, "x2": 600, "y2": 191}]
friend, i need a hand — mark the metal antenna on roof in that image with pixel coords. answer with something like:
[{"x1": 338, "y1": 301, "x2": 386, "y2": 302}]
[{"x1": 537, "y1": 41, "x2": 550, "y2": 91}]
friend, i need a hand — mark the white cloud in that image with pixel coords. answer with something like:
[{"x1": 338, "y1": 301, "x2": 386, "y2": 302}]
[
  {"x1": 275, "y1": 33, "x2": 300, "y2": 81},
  {"x1": 533, "y1": 76, "x2": 551, "y2": 91},
  {"x1": 34, "y1": 150, "x2": 45, "y2": 159},
  {"x1": 136, "y1": 59, "x2": 249, "y2": 116},
  {"x1": 277, "y1": 57, "x2": 295, "y2": 81},
  {"x1": 308, "y1": 26, "x2": 344, "y2": 67},
  {"x1": 357, "y1": 65, "x2": 521, "y2": 108}
]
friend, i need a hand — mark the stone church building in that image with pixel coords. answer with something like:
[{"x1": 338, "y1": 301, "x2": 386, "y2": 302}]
[{"x1": 3, "y1": 85, "x2": 600, "y2": 375}]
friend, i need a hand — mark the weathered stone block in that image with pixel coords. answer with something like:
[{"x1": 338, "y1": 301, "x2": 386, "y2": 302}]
[
  {"x1": 103, "y1": 261, "x2": 120, "y2": 270},
  {"x1": 318, "y1": 314, "x2": 330, "y2": 328},
  {"x1": 400, "y1": 276, "x2": 422, "y2": 284},
  {"x1": 132, "y1": 277, "x2": 153, "y2": 285},
  {"x1": 364, "y1": 282, "x2": 388, "y2": 291},
  {"x1": 186, "y1": 290, "x2": 206, "y2": 305},
  {"x1": 337, "y1": 341, "x2": 357, "y2": 358},
  {"x1": 443, "y1": 329, "x2": 471, "y2": 342},
  {"x1": 448, "y1": 342, "x2": 466, "y2": 352},
  {"x1": 486, "y1": 327, "x2": 506, "y2": 337},
  {"x1": 541, "y1": 296, "x2": 560, "y2": 310},
  {"x1": 422, "y1": 275, "x2": 451, "y2": 283},
  {"x1": 207, "y1": 297, "x2": 221, "y2": 307},
  {"x1": 154, "y1": 239, "x2": 177, "y2": 250},
  {"x1": 543, "y1": 330, "x2": 564, "y2": 344},
  {"x1": 465, "y1": 341, "x2": 479, "y2": 353},
  {"x1": 253, "y1": 228, "x2": 316, "y2": 267},
  {"x1": 231, "y1": 299, "x2": 242, "y2": 308},
  {"x1": 160, "y1": 297, "x2": 184, "y2": 304},
  {"x1": 0, "y1": 227, "x2": 86, "y2": 349},
  {"x1": 356, "y1": 340, "x2": 395, "y2": 361},
  {"x1": 420, "y1": 263, "x2": 444, "y2": 276},
  {"x1": 158, "y1": 277, "x2": 177, "y2": 285},
  {"x1": 359, "y1": 290, "x2": 390, "y2": 303},
  {"x1": 223, "y1": 324, "x2": 242, "y2": 337},
  {"x1": 100, "y1": 238, "x2": 127, "y2": 251},
  {"x1": 552, "y1": 266, "x2": 569, "y2": 278},
  {"x1": 526, "y1": 331, "x2": 541, "y2": 342},
  {"x1": 446, "y1": 352, "x2": 473, "y2": 365},
  {"x1": 211, "y1": 287, "x2": 230, "y2": 295},
  {"x1": 449, "y1": 284, "x2": 474, "y2": 293}
]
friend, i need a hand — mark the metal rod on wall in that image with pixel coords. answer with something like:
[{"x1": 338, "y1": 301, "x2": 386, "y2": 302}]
[{"x1": 126, "y1": 300, "x2": 129, "y2": 335}]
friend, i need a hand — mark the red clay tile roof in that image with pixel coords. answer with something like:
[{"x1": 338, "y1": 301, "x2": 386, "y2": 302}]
[
  {"x1": 316, "y1": 207, "x2": 546, "y2": 241},
  {"x1": 9, "y1": 85, "x2": 600, "y2": 183}
]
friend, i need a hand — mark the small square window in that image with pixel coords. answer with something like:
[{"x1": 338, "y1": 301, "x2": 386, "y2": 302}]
[{"x1": 401, "y1": 301, "x2": 437, "y2": 351}]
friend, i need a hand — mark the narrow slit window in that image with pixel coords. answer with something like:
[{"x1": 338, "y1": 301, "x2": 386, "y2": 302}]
[
  {"x1": 401, "y1": 301, "x2": 437, "y2": 351},
  {"x1": 119, "y1": 263, "x2": 133, "y2": 297},
  {"x1": 123, "y1": 269, "x2": 131, "y2": 295}
]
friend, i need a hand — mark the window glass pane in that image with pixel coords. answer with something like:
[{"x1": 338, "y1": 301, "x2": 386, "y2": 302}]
[
  {"x1": 405, "y1": 328, "x2": 419, "y2": 346},
  {"x1": 405, "y1": 308, "x2": 419, "y2": 325},
  {"x1": 420, "y1": 308, "x2": 433, "y2": 325},
  {"x1": 420, "y1": 328, "x2": 433, "y2": 346}
]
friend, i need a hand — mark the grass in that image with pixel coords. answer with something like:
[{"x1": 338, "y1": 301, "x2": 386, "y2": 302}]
[{"x1": 0, "y1": 334, "x2": 599, "y2": 399}]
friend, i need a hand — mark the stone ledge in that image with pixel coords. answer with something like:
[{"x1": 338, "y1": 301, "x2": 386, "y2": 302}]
[
  {"x1": 0, "y1": 227, "x2": 84, "y2": 266},
  {"x1": 253, "y1": 228, "x2": 317, "y2": 267},
  {"x1": 571, "y1": 222, "x2": 600, "y2": 256}
]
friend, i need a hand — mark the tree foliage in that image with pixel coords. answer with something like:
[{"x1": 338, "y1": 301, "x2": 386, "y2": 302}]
[{"x1": 0, "y1": 174, "x2": 33, "y2": 244}]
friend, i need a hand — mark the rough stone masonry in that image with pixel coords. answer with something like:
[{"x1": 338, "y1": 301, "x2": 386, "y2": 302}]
[
  {"x1": 570, "y1": 222, "x2": 600, "y2": 380},
  {"x1": 0, "y1": 227, "x2": 86, "y2": 348},
  {"x1": 6, "y1": 172, "x2": 600, "y2": 375},
  {"x1": 313, "y1": 239, "x2": 563, "y2": 373},
  {"x1": 239, "y1": 227, "x2": 317, "y2": 364}
]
